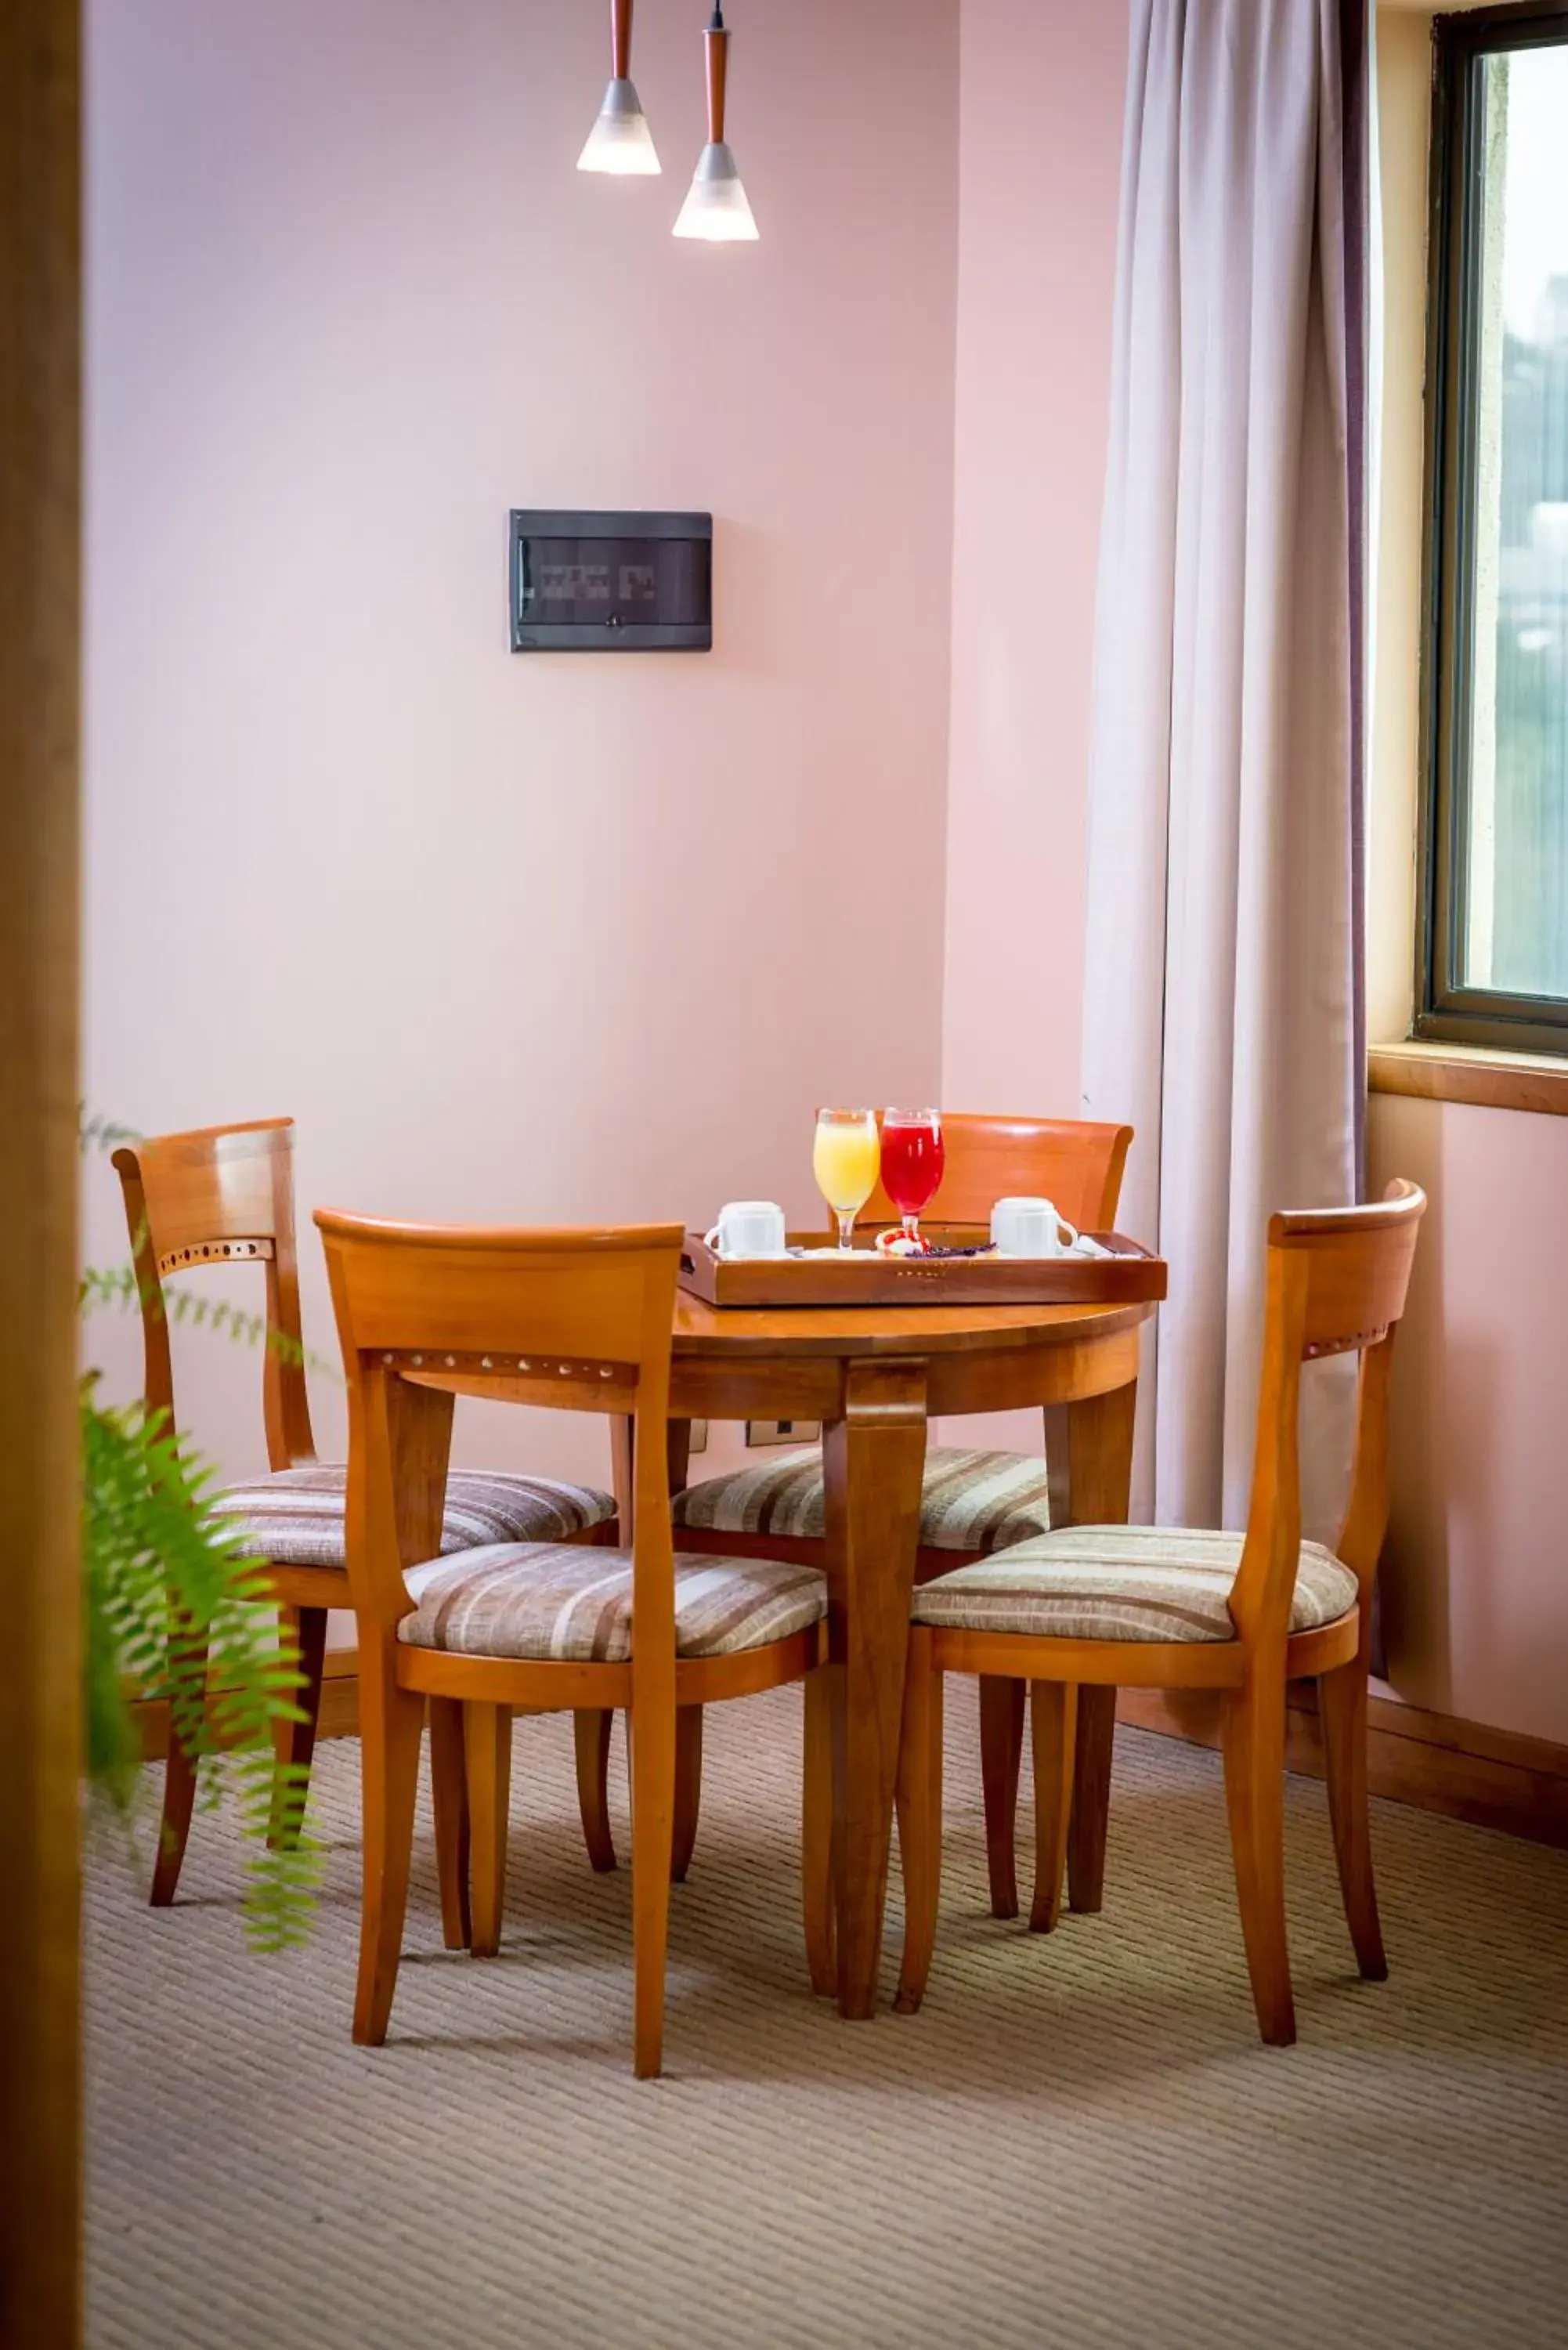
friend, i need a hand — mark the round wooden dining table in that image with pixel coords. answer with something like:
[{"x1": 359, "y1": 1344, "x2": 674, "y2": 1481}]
[{"x1": 662, "y1": 1290, "x2": 1156, "y2": 2020}]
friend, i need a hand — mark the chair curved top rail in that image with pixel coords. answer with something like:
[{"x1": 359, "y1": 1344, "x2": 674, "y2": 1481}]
[
  {"x1": 1268, "y1": 1180, "x2": 1426, "y2": 1361},
  {"x1": 116, "y1": 1115, "x2": 294, "y2": 1157},
  {"x1": 1268, "y1": 1177, "x2": 1425, "y2": 1246},
  {"x1": 112, "y1": 1117, "x2": 299, "y2": 1257},
  {"x1": 111, "y1": 1115, "x2": 315, "y2": 1467},
  {"x1": 313, "y1": 1210, "x2": 685, "y2": 1256}
]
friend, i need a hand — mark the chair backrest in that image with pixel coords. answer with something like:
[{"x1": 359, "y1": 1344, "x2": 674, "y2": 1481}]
[
  {"x1": 854, "y1": 1113, "x2": 1134, "y2": 1235},
  {"x1": 1230, "y1": 1179, "x2": 1427, "y2": 1654},
  {"x1": 112, "y1": 1119, "x2": 315, "y2": 1469},
  {"x1": 314, "y1": 1213, "x2": 683, "y2": 1666}
]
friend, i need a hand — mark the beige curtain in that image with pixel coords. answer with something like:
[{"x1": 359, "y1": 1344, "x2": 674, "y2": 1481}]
[{"x1": 1081, "y1": 0, "x2": 1371, "y2": 1532}]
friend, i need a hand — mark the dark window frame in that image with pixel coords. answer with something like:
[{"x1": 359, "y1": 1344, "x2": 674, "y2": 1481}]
[{"x1": 1417, "y1": 0, "x2": 1568, "y2": 1054}]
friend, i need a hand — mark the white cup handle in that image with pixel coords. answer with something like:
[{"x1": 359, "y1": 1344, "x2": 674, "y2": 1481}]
[{"x1": 1057, "y1": 1214, "x2": 1080, "y2": 1252}]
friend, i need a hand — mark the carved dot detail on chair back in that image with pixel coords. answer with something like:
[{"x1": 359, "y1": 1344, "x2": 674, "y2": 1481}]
[
  {"x1": 373, "y1": 1346, "x2": 631, "y2": 1403},
  {"x1": 155, "y1": 1235, "x2": 275, "y2": 1278},
  {"x1": 1302, "y1": 1324, "x2": 1389, "y2": 1362}
]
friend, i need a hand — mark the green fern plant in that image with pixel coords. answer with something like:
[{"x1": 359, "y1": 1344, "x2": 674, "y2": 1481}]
[{"x1": 81, "y1": 1120, "x2": 323, "y2": 1949}]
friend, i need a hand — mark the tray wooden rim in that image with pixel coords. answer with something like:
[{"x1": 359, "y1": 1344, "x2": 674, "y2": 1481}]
[{"x1": 678, "y1": 1227, "x2": 1167, "y2": 1311}]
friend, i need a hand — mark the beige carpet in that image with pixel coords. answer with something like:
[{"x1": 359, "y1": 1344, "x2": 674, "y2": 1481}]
[{"x1": 85, "y1": 1688, "x2": 1568, "y2": 2350}]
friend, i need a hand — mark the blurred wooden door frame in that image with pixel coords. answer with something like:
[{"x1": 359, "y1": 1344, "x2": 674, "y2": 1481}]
[{"x1": 0, "y1": 0, "x2": 83, "y2": 2341}]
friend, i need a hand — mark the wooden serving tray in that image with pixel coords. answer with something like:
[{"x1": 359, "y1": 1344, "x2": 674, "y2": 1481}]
[{"x1": 678, "y1": 1227, "x2": 1167, "y2": 1310}]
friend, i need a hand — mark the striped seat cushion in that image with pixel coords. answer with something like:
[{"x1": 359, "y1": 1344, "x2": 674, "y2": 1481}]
[
  {"x1": 397, "y1": 1544, "x2": 827, "y2": 1664},
  {"x1": 209, "y1": 1465, "x2": 616, "y2": 1572},
  {"x1": 912, "y1": 1524, "x2": 1359, "y2": 1644},
  {"x1": 672, "y1": 1445, "x2": 1052, "y2": 1554}
]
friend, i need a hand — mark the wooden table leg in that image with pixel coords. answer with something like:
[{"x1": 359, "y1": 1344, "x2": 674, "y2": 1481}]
[
  {"x1": 822, "y1": 1358, "x2": 927, "y2": 2020},
  {"x1": 1046, "y1": 1381, "x2": 1137, "y2": 1912}
]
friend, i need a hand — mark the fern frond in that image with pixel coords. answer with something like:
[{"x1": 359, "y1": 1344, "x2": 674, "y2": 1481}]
[
  {"x1": 79, "y1": 1262, "x2": 143, "y2": 1314},
  {"x1": 81, "y1": 1388, "x2": 321, "y2": 1945},
  {"x1": 79, "y1": 1260, "x2": 323, "y2": 1378}
]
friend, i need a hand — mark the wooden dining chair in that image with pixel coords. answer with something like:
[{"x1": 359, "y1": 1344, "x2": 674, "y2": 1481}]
[
  {"x1": 589, "y1": 1114, "x2": 1134, "y2": 1895},
  {"x1": 316, "y1": 1209, "x2": 832, "y2": 2077},
  {"x1": 892, "y1": 1180, "x2": 1426, "y2": 2046},
  {"x1": 114, "y1": 1119, "x2": 620, "y2": 1916}
]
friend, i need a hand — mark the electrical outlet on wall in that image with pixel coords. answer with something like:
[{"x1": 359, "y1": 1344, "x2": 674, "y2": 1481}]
[
  {"x1": 745, "y1": 1419, "x2": 821, "y2": 1448},
  {"x1": 688, "y1": 1419, "x2": 709, "y2": 1455}
]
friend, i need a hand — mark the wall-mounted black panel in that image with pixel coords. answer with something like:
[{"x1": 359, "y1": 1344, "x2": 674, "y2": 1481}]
[{"x1": 508, "y1": 509, "x2": 712, "y2": 651}]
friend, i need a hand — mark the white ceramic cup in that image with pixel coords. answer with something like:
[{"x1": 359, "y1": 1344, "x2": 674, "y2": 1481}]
[
  {"x1": 990, "y1": 1196, "x2": 1079, "y2": 1258},
  {"x1": 705, "y1": 1200, "x2": 789, "y2": 1260}
]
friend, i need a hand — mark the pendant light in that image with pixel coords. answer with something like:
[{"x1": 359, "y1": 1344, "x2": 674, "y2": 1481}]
[
  {"x1": 673, "y1": 2, "x2": 758, "y2": 242},
  {"x1": 578, "y1": 0, "x2": 660, "y2": 176}
]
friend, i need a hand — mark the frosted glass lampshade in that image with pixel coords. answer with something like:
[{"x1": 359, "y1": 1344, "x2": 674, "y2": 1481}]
[
  {"x1": 577, "y1": 78, "x2": 660, "y2": 175},
  {"x1": 672, "y1": 141, "x2": 758, "y2": 240}
]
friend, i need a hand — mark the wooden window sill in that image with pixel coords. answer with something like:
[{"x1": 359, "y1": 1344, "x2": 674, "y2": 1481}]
[{"x1": 1369, "y1": 1040, "x2": 1568, "y2": 1117}]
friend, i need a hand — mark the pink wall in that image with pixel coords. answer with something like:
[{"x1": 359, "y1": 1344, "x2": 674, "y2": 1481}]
[
  {"x1": 942, "y1": 0, "x2": 1129, "y2": 1119},
  {"x1": 83, "y1": 0, "x2": 959, "y2": 1491},
  {"x1": 1369, "y1": 1095, "x2": 1568, "y2": 1747},
  {"x1": 936, "y1": 0, "x2": 1128, "y2": 1456}
]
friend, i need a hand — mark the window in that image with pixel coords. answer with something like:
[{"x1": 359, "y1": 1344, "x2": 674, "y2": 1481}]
[{"x1": 1420, "y1": 2, "x2": 1568, "y2": 1052}]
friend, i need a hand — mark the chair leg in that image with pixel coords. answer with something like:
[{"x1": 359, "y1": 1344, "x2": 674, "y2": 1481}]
[
  {"x1": 629, "y1": 1700, "x2": 677, "y2": 2080},
  {"x1": 1068, "y1": 1683, "x2": 1117, "y2": 1913},
  {"x1": 1319, "y1": 1656, "x2": 1387, "y2": 1981},
  {"x1": 1221, "y1": 1677, "x2": 1296, "y2": 2047},
  {"x1": 465, "y1": 1701, "x2": 512, "y2": 1959},
  {"x1": 268, "y1": 1603, "x2": 327, "y2": 1849},
  {"x1": 428, "y1": 1696, "x2": 471, "y2": 1950},
  {"x1": 573, "y1": 1708, "x2": 618, "y2": 1874},
  {"x1": 894, "y1": 1630, "x2": 943, "y2": 2016},
  {"x1": 150, "y1": 1614, "x2": 210, "y2": 1907},
  {"x1": 977, "y1": 1675, "x2": 1024, "y2": 1919},
  {"x1": 802, "y1": 1669, "x2": 837, "y2": 1997},
  {"x1": 1028, "y1": 1682, "x2": 1078, "y2": 1934},
  {"x1": 352, "y1": 1651, "x2": 425, "y2": 2046},
  {"x1": 671, "y1": 1705, "x2": 703, "y2": 1884}
]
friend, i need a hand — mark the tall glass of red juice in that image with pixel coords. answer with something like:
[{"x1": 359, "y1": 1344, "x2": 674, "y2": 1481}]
[{"x1": 879, "y1": 1110, "x2": 945, "y2": 1246}]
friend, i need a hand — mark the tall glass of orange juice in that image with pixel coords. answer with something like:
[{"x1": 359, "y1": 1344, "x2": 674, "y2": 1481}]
[{"x1": 813, "y1": 1108, "x2": 880, "y2": 1252}]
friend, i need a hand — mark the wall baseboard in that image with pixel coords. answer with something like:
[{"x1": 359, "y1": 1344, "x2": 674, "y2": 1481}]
[
  {"x1": 132, "y1": 1653, "x2": 1568, "y2": 1851},
  {"x1": 1118, "y1": 1685, "x2": 1568, "y2": 1850}
]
